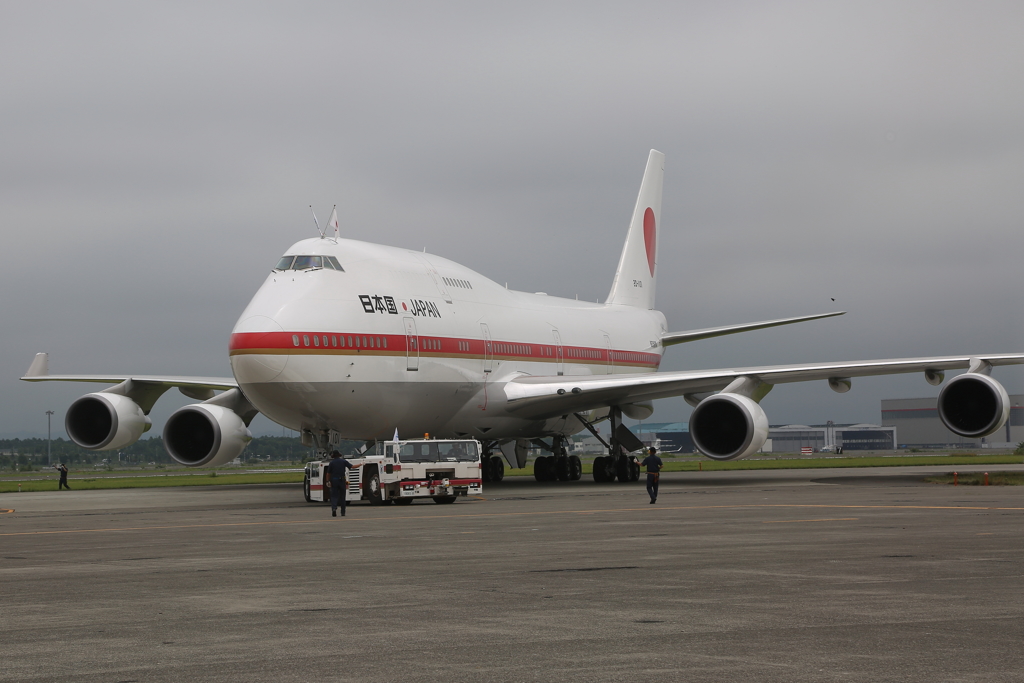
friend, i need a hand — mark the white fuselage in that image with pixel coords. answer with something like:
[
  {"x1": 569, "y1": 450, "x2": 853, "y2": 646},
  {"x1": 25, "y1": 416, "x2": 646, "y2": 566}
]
[{"x1": 229, "y1": 238, "x2": 667, "y2": 442}]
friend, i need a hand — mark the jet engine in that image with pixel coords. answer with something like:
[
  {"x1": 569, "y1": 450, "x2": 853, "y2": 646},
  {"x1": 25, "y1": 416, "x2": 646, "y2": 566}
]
[
  {"x1": 690, "y1": 393, "x2": 769, "y2": 461},
  {"x1": 66, "y1": 393, "x2": 151, "y2": 451},
  {"x1": 163, "y1": 404, "x2": 253, "y2": 467},
  {"x1": 937, "y1": 373, "x2": 1010, "y2": 438}
]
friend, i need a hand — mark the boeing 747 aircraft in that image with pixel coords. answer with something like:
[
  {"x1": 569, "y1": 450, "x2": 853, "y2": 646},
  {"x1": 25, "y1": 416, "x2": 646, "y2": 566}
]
[{"x1": 22, "y1": 151, "x2": 1024, "y2": 483}]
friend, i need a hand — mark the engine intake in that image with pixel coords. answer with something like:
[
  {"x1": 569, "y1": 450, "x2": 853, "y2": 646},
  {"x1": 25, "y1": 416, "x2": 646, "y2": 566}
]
[
  {"x1": 937, "y1": 373, "x2": 1009, "y2": 438},
  {"x1": 65, "y1": 393, "x2": 151, "y2": 451},
  {"x1": 690, "y1": 393, "x2": 769, "y2": 461},
  {"x1": 163, "y1": 404, "x2": 252, "y2": 467}
]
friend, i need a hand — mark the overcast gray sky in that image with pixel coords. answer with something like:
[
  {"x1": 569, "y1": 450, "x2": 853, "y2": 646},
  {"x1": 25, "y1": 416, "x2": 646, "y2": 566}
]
[{"x1": 3, "y1": 1, "x2": 1023, "y2": 439}]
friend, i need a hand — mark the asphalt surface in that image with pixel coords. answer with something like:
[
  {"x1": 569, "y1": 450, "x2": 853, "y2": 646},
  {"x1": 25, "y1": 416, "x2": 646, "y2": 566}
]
[{"x1": 2, "y1": 466, "x2": 1024, "y2": 682}]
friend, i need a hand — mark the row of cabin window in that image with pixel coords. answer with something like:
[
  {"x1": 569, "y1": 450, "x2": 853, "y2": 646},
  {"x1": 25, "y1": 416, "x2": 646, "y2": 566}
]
[
  {"x1": 275, "y1": 255, "x2": 345, "y2": 271},
  {"x1": 567, "y1": 348, "x2": 602, "y2": 359},
  {"x1": 494, "y1": 343, "x2": 531, "y2": 355},
  {"x1": 610, "y1": 351, "x2": 648, "y2": 363},
  {"x1": 443, "y1": 276, "x2": 472, "y2": 289},
  {"x1": 293, "y1": 334, "x2": 387, "y2": 349}
]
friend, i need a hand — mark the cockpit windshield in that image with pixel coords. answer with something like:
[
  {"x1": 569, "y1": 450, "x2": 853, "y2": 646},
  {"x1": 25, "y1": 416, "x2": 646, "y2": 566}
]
[
  {"x1": 274, "y1": 255, "x2": 344, "y2": 272},
  {"x1": 398, "y1": 441, "x2": 480, "y2": 463}
]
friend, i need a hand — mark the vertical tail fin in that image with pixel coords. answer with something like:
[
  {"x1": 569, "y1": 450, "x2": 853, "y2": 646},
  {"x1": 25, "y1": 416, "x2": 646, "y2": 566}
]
[{"x1": 606, "y1": 150, "x2": 664, "y2": 309}]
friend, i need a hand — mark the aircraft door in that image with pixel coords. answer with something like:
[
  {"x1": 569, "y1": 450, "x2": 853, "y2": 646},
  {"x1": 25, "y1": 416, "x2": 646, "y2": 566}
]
[
  {"x1": 604, "y1": 334, "x2": 613, "y2": 374},
  {"x1": 480, "y1": 323, "x2": 493, "y2": 373},
  {"x1": 552, "y1": 330, "x2": 563, "y2": 375},
  {"x1": 404, "y1": 317, "x2": 419, "y2": 371}
]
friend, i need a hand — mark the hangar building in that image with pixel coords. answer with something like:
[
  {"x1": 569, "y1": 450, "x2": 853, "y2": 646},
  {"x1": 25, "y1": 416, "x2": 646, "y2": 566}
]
[{"x1": 881, "y1": 395, "x2": 1024, "y2": 448}]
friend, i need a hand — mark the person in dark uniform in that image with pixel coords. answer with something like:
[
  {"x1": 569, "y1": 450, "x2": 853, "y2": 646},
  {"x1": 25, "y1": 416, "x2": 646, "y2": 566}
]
[
  {"x1": 640, "y1": 447, "x2": 663, "y2": 504},
  {"x1": 55, "y1": 463, "x2": 70, "y2": 490},
  {"x1": 326, "y1": 451, "x2": 361, "y2": 517}
]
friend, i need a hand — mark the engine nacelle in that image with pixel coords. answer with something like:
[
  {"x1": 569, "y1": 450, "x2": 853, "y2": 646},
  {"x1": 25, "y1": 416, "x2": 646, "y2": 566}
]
[
  {"x1": 65, "y1": 393, "x2": 151, "y2": 451},
  {"x1": 937, "y1": 373, "x2": 1010, "y2": 438},
  {"x1": 690, "y1": 393, "x2": 770, "y2": 461},
  {"x1": 163, "y1": 404, "x2": 252, "y2": 467}
]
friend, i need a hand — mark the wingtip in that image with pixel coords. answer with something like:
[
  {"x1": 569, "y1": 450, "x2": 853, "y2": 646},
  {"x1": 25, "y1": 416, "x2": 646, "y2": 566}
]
[{"x1": 23, "y1": 352, "x2": 49, "y2": 379}]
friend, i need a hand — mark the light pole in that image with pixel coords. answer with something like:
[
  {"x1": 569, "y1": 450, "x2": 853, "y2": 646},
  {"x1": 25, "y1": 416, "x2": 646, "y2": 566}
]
[{"x1": 46, "y1": 410, "x2": 55, "y2": 466}]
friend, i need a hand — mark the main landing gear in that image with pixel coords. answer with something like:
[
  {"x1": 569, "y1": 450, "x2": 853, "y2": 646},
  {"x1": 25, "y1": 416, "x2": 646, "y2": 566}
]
[
  {"x1": 577, "y1": 407, "x2": 640, "y2": 483},
  {"x1": 533, "y1": 436, "x2": 582, "y2": 482}
]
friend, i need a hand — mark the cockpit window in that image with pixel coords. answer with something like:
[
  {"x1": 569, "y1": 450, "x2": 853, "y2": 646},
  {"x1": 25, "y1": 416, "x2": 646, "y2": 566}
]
[
  {"x1": 292, "y1": 255, "x2": 322, "y2": 270},
  {"x1": 274, "y1": 255, "x2": 344, "y2": 272}
]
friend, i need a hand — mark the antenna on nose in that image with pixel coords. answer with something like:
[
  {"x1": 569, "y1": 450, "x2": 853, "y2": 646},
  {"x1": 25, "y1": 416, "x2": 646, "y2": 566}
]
[{"x1": 309, "y1": 205, "x2": 325, "y2": 238}]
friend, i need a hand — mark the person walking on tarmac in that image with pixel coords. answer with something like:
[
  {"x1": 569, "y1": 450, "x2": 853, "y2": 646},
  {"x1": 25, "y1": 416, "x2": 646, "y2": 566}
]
[
  {"x1": 54, "y1": 463, "x2": 70, "y2": 490},
  {"x1": 326, "y1": 450, "x2": 361, "y2": 517},
  {"x1": 640, "y1": 447, "x2": 663, "y2": 504}
]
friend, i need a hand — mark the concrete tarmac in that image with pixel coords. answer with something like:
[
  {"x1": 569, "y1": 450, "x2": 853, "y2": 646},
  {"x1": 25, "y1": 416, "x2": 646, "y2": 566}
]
[{"x1": 2, "y1": 466, "x2": 1024, "y2": 682}]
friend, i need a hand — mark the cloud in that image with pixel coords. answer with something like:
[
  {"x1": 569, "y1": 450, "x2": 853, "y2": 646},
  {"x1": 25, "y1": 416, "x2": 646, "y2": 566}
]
[{"x1": 3, "y1": 1, "x2": 1022, "y2": 437}]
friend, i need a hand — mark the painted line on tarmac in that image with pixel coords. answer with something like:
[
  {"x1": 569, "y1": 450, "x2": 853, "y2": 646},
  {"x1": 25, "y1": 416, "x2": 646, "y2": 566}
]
[
  {"x1": 762, "y1": 517, "x2": 859, "y2": 523},
  {"x1": 2, "y1": 502, "x2": 1023, "y2": 537}
]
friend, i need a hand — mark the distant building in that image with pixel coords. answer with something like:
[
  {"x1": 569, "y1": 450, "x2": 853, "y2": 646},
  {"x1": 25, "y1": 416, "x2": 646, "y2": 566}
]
[
  {"x1": 632, "y1": 421, "x2": 894, "y2": 454},
  {"x1": 881, "y1": 395, "x2": 1024, "y2": 448},
  {"x1": 767, "y1": 424, "x2": 896, "y2": 452},
  {"x1": 634, "y1": 422, "x2": 694, "y2": 453}
]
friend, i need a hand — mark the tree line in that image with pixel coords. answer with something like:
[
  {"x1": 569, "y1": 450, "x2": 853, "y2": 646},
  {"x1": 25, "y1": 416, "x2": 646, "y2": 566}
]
[{"x1": 1, "y1": 435, "x2": 366, "y2": 470}]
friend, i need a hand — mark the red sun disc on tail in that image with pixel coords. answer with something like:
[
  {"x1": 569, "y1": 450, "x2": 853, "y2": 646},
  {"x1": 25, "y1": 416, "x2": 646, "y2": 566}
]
[{"x1": 643, "y1": 208, "x2": 656, "y2": 276}]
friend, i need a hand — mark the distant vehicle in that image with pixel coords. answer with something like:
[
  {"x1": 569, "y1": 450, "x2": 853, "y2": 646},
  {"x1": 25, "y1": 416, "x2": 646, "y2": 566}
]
[{"x1": 304, "y1": 438, "x2": 483, "y2": 505}]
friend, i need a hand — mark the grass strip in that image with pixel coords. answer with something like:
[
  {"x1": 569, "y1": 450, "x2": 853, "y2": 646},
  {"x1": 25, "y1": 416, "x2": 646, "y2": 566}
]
[
  {"x1": 0, "y1": 472, "x2": 302, "y2": 493},
  {"x1": 924, "y1": 472, "x2": 1024, "y2": 486},
  {"x1": 505, "y1": 454, "x2": 1022, "y2": 477},
  {"x1": 3, "y1": 455, "x2": 1021, "y2": 492}
]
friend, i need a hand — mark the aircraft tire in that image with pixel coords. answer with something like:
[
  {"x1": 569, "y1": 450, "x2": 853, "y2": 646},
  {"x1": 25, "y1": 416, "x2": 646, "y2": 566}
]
[
  {"x1": 569, "y1": 455, "x2": 582, "y2": 480},
  {"x1": 482, "y1": 457, "x2": 493, "y2": 482},
  {"x1": 555, "y1": 456, "x2": 571, "y2": 481},
  {"x1": 303, "y1": 473, "x2": 312, "y2": 502},
  {"x1": 592, "y1": 456, "x2": 607, "y2": 482},
  {"x1": 615, "y1": 456, "x2": 630, "y2": 482},
  {"x1": 629, "y1": 459, "x2": 641, "y2": 482},
  {"x1": 534, "y1": 456, "x2": 549, "y2": 481},
  {"x1": 490, "y1": 456, "x2": 504, "y2": 482},
  {"x1": 543, "y1": 456, "x2": 558, "y2": 481}
]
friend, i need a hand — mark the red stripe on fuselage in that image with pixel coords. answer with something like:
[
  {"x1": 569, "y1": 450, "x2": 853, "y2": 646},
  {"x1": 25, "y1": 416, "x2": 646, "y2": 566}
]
[{"x1": 229, "y1": 332, "x2": 661, "y2": 368}]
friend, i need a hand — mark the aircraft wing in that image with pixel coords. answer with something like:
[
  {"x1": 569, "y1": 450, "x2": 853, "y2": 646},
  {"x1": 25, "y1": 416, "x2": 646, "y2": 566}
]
[
  {"x1": 20, "y1": 353, "x2": 237, "y2": 410},
  {"x1": 502, "y1": 353, "x2": 1024, "y2": 419}
]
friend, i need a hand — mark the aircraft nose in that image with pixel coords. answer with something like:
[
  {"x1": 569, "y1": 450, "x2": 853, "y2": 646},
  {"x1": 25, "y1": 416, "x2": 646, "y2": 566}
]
[{"x1": 230, "y1": 315, "x2": 288, "y2": 383}]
